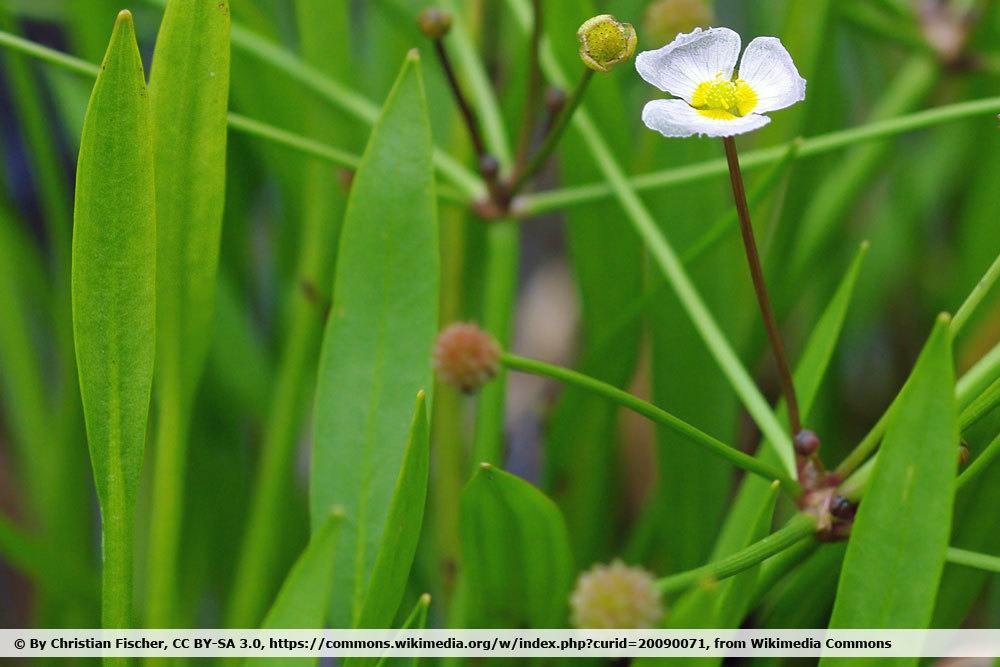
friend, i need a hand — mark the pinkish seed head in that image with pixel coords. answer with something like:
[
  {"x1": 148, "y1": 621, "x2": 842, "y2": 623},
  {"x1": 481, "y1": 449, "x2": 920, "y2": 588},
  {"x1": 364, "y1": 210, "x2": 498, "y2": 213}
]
[{"x1": 433, "y1": 322, "x2": 501, "y2": 393}]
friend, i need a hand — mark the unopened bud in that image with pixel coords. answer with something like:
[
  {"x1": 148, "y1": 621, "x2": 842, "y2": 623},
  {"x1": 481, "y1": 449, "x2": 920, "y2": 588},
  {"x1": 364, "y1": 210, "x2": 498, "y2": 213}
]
[
  {"x1": 570, "y1": 560, "x2": 663, "y2": 629},
  {"x1": 643, "y1": 0, "x2": 713, "y2": 46},
  {"x1": 829, "y1": 495, "x2": 856, "y2": 521},
  {"x1": 417, "y1": 7, "x2": 452, "y2": 40},
  {"x1": 577, "y1": 15, "x2": 637, "y2": 73},
  {"x1": 959, "y1": 441, "x2": 970, "y2": 466},
  {"x1": 433, "y1": 322, "x2": 501, "y2": 393},
  {"x1": 794, "y1": 430, "x2": 821, "y2": 457}
]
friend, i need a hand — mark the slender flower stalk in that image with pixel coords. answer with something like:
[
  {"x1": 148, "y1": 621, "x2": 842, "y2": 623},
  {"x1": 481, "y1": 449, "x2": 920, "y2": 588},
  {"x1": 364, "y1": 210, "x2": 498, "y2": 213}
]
[
  {"x1": 723, "y1": 136, "x2": 802, "y2": 436},
  {"x1": 507, "y1": 68, "x2": 594, "y2": 196},
  {"x1": 511, "y1": 0, "x2": 543, "y2": 175},
  {"x1": 500, "y1": 351, "x2": 801, "y2": 493}
]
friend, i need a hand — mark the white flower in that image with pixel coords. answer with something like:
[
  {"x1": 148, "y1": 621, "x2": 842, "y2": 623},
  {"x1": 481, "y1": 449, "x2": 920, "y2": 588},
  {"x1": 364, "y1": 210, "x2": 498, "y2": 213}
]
[{"x1": 636, "y1": 27, "x2": 806, "y2": 138}]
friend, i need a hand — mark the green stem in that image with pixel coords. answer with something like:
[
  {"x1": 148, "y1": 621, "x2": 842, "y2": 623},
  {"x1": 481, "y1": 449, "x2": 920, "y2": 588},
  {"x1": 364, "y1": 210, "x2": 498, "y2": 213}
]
[
  {"x1": 952, "y1": 250, "x2": 1000, "y2": 336},
  {"x1": 226, "y1": 113, "x2": 466, "y2": 204},
  {"x1": 0, "y1": 26, "x2": 485, "y2": 200},
  {"x1": 507, "y1": 68, "x2": 593, "y2": 196},
  {"x1": 959, "y1": 376, "x2": 1000, "y2": 432},
  {"x1": 957, "y1": 432, "x2": 1000, "y2": 491},
  {"x1": 502, "y1": 353, "x2": 801, "y2": 494},
  {"x1": 514, "y1": 96, "x2": 1000, "y2": 216},
  {"x1": 226, "y1": 298, "x2": 325, "y2": 627},
  {"x1": 945, "y1": 546, "x2": 1000, "y2": 574},
  {"x1": 470, "y1": 222, "x2": 519, "y2": 468},
  {"x1": 144, "y1": 392, "x2": 189, "y2": 628},
  {"x1": 511, "y1": 0, "x2": 544, "y2": 175},
  {"x1": 657, "y1": 513, "x2": 817, "y2": 594}
]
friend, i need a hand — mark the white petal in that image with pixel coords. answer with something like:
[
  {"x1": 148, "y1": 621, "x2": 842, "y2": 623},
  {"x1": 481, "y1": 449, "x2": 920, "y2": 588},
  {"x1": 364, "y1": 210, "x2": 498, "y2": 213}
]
[
  {"x1": 737, "y1": 37, "x2": 806, "y2": 114},
  {"x1": 635, "y1": 27, "x2": 741, "y2": 103},
  {"x1": 641, "y1": 99, "x2": 771, "y2": 138}
]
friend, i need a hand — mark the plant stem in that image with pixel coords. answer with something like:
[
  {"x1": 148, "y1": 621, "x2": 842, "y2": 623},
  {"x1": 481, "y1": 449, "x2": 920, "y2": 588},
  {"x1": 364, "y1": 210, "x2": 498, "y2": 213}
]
[
  {"x1": 432, "y1": 38, "x2": 488, "y2": 162},
  {"x1": 946, "y1": 546, "x2": 1000, "y2": 574},
  {"x1": 145, "y1": 391, "x2": 189, "y2": 628},
  {"x1": 657, "y1": 513, "x2": 816, "y2": 594},
  {"x1": 952, "y1": 250, "x2": 1000, "y2": 336},
  {"x1": 957, "y1": 431, "x2": 1000, "y2": 490},
  {"x1": 502, "y1": 352, "x2": 801, "y2": 494},
  {"x1": 511, "y1": 0, "x2": 543, "y2": 174},
  {"x1": 507, "y1": 68, "x2": 594, "y2": 196},
  {"x1": 723, "y1": 136, "x2": 802, "y2": 437},
  {"x1": 515, "y1": 95, "x2": 1000, "y2": 216},
  {"x1": 470, "y1": 222, "x2": 519, "y2": 468}
]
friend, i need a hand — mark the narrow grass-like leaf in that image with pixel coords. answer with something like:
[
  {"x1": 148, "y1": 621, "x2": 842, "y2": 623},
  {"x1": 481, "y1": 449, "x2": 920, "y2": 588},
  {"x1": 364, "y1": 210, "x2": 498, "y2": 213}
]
[
  {"x1": 144, "y1": 0, "x2": 231, "y2": 628},
  {"x1": 310, "y1": 51, "x2": 438, "y2": 628},
  {"x1": 460, "y1": 464, "x2": 574, "y2": 628},
  {"x1": 71, "y1": 10, "x2": 156, "y2": 631},
  {"x1": 373, "y1": 594, "x2": 431, "y2": 667},
  {"x1": 713, "y1": 242, "x2": 869, "y2": 558},
  {"x1": 250, "y1": 510, "x2": 345, "y2": 666},
  {"x1": 354, "y1": 392, "x2": 430, "y2": 630},
  {"x1": 823, "y1": 316, "x2": 957, "y2": 665}
]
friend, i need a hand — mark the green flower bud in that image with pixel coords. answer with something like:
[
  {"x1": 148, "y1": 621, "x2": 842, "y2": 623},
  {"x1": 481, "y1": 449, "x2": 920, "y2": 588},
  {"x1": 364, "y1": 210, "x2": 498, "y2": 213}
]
[
  {"x1": 577, "y1": 14, "x2": 637, "y2": 73},
  {"x1": 417, "y1": 7, "x2": 452, "y2": 40}
]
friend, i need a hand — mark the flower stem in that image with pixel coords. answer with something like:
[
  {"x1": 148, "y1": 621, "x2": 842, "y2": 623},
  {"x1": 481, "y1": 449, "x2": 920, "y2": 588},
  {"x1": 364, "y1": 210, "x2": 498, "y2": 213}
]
[
  {"x1": 512, "y1": 0, "x2": 543, "y2": 174},
  {"x1": 723, "y1": 136, "x2": 802, "y2": 437},
  {"x1": 501, "y1": 352, "x2": 801, "y2": 494},
  {"x1": 430, "y1": 37, "x2": 490, "y2": 167},
  {"x1": 946, "y1": 546, "x2": 1000, "y2": 574},
  {"x1": 507, "y1": 68, "x2": 594, "y2": 196},
  {"x1": 656, "y1": 513, "x2": 817, "y2": 594}
]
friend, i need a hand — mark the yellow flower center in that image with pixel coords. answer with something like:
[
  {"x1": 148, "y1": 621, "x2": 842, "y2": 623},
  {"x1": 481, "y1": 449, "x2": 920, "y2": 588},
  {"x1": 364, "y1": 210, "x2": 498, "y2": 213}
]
[{"x1": 691, "y1": 76, "x2": 758, "y2": 119}]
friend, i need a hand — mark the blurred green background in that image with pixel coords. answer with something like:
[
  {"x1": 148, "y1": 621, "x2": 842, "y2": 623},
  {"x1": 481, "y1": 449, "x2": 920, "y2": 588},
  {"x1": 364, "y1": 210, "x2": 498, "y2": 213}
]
[{"x1": 0, "y1": 0, "x2": 999, "y2": 642}]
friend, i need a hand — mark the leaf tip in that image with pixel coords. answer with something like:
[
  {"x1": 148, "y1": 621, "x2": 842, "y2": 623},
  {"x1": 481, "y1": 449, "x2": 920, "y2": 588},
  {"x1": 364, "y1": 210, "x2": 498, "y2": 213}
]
[
  {"x1": 330, "y1": 504, "x2": 347, "y2": 520},
  {"x1": 478, "y1": 462, "x2": 494, "y2": 471},
  {"x1": 406, "y1": 48, "x2": 421, "y2": 63},
  {"x1": 116, "y1": 9, "x2": 134, "y2": 26},
  {"x1": 936, "y1": 312, "x2": 953, "y2": 327},
  {"x1": 419, "y1": 593, "x2": 432, "y2": 607},
  {"x1": 859, "y1": 239, "x2": 871, "y2": 253}
]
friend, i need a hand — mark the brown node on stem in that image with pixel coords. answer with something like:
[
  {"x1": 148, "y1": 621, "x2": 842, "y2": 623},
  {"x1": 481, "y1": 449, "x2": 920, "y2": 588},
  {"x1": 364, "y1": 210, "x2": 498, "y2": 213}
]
[{"x1": 417, "y1": 7, "x2": 452, "y2": 40}]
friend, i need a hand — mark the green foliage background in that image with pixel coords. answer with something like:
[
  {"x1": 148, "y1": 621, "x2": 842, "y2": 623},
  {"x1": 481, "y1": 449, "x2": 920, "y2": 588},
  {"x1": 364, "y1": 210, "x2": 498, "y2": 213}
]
[{"x1": 0, "y1": 0, "x2": 999, "y2": 664}]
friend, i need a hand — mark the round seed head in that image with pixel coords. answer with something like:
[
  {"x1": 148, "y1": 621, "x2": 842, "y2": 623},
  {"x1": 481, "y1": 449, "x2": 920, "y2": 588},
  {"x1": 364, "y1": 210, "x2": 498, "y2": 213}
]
[
  {"x1": 642, "y1": 0, "x2": 713, "y2": 47},
  {"x1": 570, "y1": 560, "x2": 664, "y2": 629},
  {"x1": 433, "y1": 322, "x2": 501, "y2": 393},
  {"x1": 417, "y1": 7, "x2": 452, "y2": 39},
  {"x1": 794, "y1": 429, "x2": 821, "y2": 456},
  {"x1": 577, "y1": 15, "x2": 637, "y2": 73}
]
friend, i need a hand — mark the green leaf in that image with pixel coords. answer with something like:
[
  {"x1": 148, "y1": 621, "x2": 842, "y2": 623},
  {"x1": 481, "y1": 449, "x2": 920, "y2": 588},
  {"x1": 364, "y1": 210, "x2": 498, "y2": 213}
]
[
  {"x1": 252, "y1": 509, "x2": 345, "y2": 667},
  {"x1": 372, "y1": 594, "x2": 431, "y2": 667},
  {"x1": 714, "y1": 481, "x2": 782, "y2": 627},
  {"x1": 310, "y1": 51, "x2": 439, "y2": 628},
  {"x1": 713, "y1": 242, "x2": 869, "y2": 559},
  {"x1": 823, "y1": 315, "x2": 958, "y2": 665},
  {"x1": 71, "y1": 10, "x2": 156, "y2": 630},
  {"x1": 354, "y1": 392, "x2": 430, "y2": 630},
  {"x1": 147, "y1": 0, "x2": 230, "y2": 405},
  {"x1": 144, "y1": 0, "x2": 231, "y2": 628},
  {"x1": 459, "y1": 465, "x2": 574, "y2": 628}
]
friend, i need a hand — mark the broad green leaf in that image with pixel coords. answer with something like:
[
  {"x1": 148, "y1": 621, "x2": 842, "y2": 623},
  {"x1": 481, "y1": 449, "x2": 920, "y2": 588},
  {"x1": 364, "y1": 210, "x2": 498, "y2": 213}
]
[
  {"x1": 355, "y1": 392, "x2": 430, "y2": 630},
  {"x1": 823, "y1": 316, "x2": 957, "y2": 666},
  {"x1": 252, "y1": 510, "x2": 345, "y2": 666},
  {"x1": 460, "y1": 465, "x2": 574, "y2": 628},
  {"x1": 310, "y1": 51, "x2": 439, "y2": 628},
  {"x1": 144, "y1": 0, "x2": 231, "y2": 628},
  {"x1": 71, "y1": 10, "x2": 156, "y2": 630}
]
